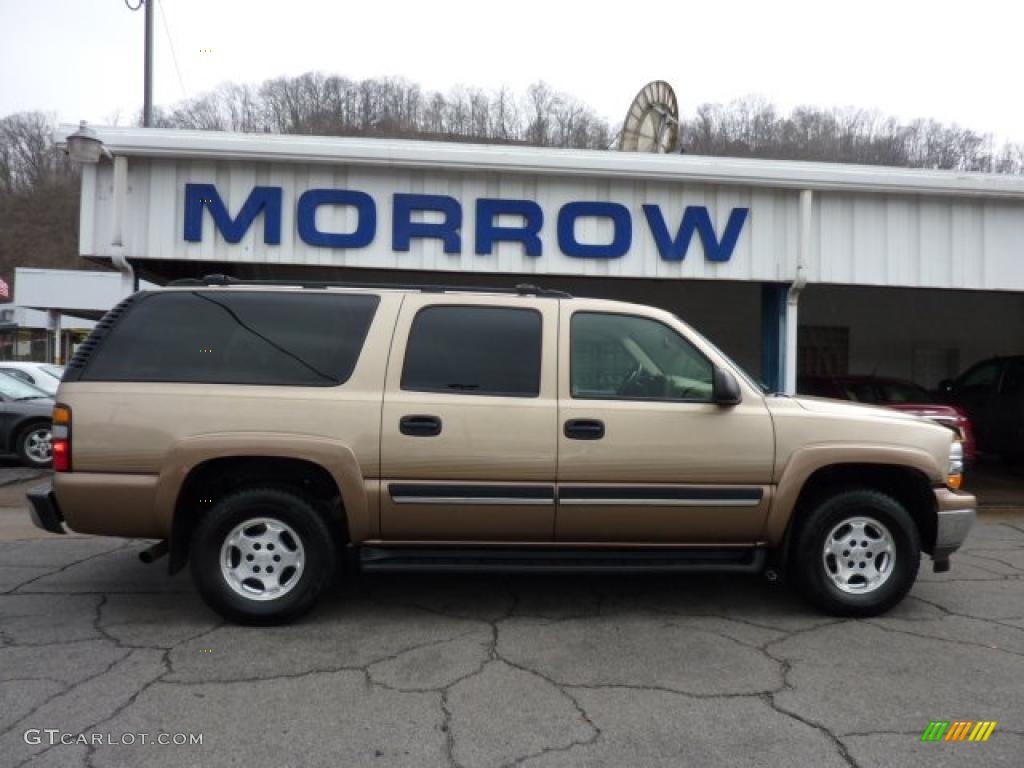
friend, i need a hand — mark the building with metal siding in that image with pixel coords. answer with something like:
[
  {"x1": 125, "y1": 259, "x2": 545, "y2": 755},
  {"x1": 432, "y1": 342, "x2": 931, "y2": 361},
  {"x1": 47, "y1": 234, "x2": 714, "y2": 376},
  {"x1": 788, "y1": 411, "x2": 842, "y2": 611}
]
[{"x1": 54, "y1": 126, "x2": 1024, "y2": 391}]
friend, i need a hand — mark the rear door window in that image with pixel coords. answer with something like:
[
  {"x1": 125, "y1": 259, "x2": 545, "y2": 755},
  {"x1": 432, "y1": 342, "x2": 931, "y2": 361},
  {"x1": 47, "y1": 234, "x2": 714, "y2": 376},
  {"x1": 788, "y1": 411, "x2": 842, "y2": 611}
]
[
  {"x1": 401, "y1": 306, "x2": 542, "y2": 397},
  {"x1": 81, "y1": 291, "x2": 380, "y2": 386}
]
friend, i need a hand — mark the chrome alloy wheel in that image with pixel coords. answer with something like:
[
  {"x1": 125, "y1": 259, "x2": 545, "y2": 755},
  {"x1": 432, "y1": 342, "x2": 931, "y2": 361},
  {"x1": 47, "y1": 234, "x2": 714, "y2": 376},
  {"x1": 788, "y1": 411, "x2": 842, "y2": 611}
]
[
  {"x1": 24, "y1": 427, "x2": 52, "y2": 463},
  {"x1": 220, "y1": 517, "x2": 305, "y2": 601},
  {"x1": 822, "y1": 516, "x2": 895, "y2": 594}
]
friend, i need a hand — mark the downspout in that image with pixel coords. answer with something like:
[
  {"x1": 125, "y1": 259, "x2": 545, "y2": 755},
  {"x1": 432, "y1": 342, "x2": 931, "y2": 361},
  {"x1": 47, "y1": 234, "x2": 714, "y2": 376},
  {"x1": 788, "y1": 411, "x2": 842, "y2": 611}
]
[
  {"x1": 109, "y1": 155, "x2": 136, "y2": 297},
  {"x1": 784, "y1": 189, "x2": 812, "y2": 394}
]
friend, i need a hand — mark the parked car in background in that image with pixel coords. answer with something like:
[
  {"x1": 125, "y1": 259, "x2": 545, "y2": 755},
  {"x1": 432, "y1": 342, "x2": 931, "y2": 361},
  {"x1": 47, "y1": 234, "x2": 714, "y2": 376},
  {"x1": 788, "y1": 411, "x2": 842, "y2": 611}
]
[
  {"x1": 799, "y1": 375, "x2": 976, "y2": 463},
  {"x1": 0, "y1": 362, "x2": 64, "y2": 395},
  {"x1": 940, "y1": 356, "x2": 1024, "y2": 463},
  {"x1": 0, "y1": 371, "x2": 54, "y2": 467}
]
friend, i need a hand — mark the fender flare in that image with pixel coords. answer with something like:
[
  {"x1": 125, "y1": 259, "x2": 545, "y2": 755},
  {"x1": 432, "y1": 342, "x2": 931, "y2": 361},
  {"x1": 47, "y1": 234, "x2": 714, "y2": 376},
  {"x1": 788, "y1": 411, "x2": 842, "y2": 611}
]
[
  {"x1": 762, "y1": 442, "x2": 942, "y2": 546},
  {"x1": 153, "y1": 432, "x2": 371, "y2": 544}
]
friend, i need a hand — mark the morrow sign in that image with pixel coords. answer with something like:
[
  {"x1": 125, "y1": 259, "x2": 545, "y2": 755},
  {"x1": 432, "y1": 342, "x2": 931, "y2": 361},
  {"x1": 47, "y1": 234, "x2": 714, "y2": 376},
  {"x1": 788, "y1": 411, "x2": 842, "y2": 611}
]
[{"x1": 183, "y1": 184, "x2": 750, "y2": 262}]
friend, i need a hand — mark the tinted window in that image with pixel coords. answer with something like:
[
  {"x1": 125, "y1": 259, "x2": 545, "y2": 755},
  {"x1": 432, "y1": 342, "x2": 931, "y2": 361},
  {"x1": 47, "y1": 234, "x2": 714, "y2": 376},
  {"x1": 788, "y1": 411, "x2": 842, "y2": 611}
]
[
  {"x1": 957, "y1": 361, "x2": 1000, "y2": 393},
  {"x1": 83, "y1": 291, "x2": 379, "y2": 386},
  {"x1": 571, "y1": 312, "x2": 713, "y2": 401},
  {"x1": 402, "y1": 306, "x2": 542, "y2": 397}
]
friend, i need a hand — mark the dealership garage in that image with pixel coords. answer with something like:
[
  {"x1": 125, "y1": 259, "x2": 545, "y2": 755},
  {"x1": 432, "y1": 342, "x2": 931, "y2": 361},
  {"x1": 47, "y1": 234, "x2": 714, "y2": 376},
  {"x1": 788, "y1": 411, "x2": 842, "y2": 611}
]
[{"x1": 56, "y1": 126, "x2": 1024, "y2": 484}]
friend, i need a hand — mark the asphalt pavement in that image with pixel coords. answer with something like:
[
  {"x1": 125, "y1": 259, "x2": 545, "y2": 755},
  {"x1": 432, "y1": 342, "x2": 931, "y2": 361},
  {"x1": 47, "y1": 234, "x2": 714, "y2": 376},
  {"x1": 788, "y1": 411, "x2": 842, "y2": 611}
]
[{"x1": 0, "y1": 468, "x2": 1022, "y2": 768}]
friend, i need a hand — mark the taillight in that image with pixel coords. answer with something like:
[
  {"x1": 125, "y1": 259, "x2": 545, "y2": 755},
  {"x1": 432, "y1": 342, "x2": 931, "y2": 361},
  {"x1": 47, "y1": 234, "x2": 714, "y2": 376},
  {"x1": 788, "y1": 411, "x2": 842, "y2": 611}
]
[{"x1": 52, "y1": 405, "x2": 70, "y2": 472}]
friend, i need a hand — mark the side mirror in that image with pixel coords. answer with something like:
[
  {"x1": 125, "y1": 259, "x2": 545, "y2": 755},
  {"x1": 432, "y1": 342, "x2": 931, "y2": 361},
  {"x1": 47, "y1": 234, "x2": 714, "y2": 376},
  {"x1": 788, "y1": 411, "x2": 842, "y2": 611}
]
[{"x1": 712, "y1": 366, "x2": 742, "y2": 406}]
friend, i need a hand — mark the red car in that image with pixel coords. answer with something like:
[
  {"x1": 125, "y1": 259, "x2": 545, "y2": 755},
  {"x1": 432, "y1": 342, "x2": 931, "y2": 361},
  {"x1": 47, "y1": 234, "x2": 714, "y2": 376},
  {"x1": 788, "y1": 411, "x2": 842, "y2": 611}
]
[{"x1": 799, "y1": 376, "x2": 976, "y2": 463}]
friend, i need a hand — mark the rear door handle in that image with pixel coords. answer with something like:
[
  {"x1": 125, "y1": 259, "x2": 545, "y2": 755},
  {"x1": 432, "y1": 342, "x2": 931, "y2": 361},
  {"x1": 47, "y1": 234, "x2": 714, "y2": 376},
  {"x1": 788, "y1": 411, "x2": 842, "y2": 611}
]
[
  {"x1": 400, "y1": 414, "x2": 442, "y2": 437},
  {"x1": 564, "y1": 418, "x2": 605, "y2": 440}
]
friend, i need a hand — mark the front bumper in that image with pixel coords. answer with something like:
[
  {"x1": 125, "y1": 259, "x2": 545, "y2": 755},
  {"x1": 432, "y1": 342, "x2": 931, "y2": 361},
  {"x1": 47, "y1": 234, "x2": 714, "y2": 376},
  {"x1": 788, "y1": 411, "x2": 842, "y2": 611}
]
[
  {"x1": 27, "y1": 482, "x2": 65, "y2": 534},
  {"x1": 932, "y1": 487, "x2": 976, "y2": 564}
]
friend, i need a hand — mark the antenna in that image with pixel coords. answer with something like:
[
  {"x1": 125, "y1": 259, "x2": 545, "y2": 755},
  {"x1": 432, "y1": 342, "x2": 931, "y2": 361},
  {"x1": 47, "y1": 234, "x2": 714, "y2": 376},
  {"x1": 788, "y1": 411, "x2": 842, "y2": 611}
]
[{"x1": 618, "y1": 81, "x2": 680, "y2": 153}]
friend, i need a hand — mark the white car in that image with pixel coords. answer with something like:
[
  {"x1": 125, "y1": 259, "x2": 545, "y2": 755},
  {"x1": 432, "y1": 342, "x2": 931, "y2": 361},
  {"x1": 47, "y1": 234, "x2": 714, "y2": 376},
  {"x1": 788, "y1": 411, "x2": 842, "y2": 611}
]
[{"x1": 0, "y1": 362, "x2": 64, "y2": 395}]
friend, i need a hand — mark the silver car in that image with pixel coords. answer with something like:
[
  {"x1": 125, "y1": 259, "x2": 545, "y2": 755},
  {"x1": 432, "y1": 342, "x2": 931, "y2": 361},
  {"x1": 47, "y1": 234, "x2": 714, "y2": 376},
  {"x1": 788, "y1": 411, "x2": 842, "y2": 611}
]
[{"x1": 0, "y1": 362, "x2": 64, "y2": 395}]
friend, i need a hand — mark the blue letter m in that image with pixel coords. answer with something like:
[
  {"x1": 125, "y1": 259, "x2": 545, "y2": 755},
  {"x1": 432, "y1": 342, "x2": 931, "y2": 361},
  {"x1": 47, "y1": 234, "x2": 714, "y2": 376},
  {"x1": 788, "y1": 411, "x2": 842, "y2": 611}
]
[
  {"x1": 184, "y1": 183, "x2": 282, "y2": 244},
  {"x1": 643, "y1": 205, "x2": 748, "y2": 262}
]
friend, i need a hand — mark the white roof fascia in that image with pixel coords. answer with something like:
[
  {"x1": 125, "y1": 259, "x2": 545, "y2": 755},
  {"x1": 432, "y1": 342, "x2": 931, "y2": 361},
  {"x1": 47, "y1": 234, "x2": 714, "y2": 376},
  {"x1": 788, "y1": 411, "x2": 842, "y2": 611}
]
[{"x1": 55, "y1": 125, "x2": 1024, "y2": 201}]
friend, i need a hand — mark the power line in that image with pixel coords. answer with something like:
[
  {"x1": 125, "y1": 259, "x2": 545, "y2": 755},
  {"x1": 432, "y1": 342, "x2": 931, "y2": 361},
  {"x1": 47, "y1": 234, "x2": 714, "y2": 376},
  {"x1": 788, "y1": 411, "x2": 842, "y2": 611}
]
[{"x1": 157, "y1": 0, "x2": 189, "y2": 102}]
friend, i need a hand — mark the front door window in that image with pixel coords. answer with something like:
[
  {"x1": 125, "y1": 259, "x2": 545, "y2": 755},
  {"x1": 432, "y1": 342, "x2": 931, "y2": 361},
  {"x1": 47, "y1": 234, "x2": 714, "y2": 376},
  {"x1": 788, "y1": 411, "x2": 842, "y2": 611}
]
[{"x1": 570, "y1": 312, "x2": 713, "y2": 402}]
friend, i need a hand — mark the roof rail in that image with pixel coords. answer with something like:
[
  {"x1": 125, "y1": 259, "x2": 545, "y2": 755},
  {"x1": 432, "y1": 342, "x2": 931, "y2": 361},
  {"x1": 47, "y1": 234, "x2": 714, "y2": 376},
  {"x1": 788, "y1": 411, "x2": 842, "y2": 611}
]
[{"x1": 167, "y1": 274, "x2": 572, "y2": 299}]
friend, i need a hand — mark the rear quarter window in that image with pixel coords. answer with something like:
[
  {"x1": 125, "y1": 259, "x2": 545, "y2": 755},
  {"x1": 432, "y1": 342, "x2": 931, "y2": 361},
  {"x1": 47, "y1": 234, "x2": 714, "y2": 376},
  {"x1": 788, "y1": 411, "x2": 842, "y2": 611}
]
[{"x1": 80, "y1": 291, "x2": 379, "y2": 386}]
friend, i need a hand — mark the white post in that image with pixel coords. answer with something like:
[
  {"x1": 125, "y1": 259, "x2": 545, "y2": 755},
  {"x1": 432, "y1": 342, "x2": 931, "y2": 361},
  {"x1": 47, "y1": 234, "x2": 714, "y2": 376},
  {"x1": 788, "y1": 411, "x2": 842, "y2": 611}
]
[
  {"x1": 110, "y1": 155, "x2": 136, "y2": 298},
  {"x1": 784, "y1": 189, "x2": 813, "y2": 394},
  {"x1": 49, "y1": 310, "x2": 62, "y2": 364}
]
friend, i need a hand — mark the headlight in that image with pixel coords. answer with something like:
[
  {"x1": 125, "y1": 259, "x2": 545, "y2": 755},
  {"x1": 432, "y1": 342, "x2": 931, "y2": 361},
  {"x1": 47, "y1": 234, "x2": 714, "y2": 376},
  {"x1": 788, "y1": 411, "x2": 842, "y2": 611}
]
[{"x1": 947, "y1": 440, "x2": 964, "y2": 490}]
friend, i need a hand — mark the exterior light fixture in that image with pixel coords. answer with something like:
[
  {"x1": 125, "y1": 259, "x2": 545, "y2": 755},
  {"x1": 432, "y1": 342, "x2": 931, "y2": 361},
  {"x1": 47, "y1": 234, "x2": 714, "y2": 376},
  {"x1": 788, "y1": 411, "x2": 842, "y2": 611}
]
[{"x1": 65, "y1": 121, "x2": 112, "y2": 164}]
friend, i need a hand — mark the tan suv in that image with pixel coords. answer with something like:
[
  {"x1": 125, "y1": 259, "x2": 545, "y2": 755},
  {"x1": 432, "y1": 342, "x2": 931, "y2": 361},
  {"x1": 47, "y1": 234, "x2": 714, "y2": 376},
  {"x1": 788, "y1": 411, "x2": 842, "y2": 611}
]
[{"x1": 27, "y1": 276, "x2": 976, "y2": 624}]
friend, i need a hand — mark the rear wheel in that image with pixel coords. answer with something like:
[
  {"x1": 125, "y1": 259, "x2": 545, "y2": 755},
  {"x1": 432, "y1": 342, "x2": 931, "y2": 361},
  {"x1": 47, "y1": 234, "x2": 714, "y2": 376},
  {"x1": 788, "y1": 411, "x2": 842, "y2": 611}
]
[
  {"x1": 17, "y1": 423, "x2": 52, "y2": 468},
  {"x1": 190, "y1": 487, "x2": 336, "y2": 625},
  {"x1": 791, "y1": 489, "x2": 920, "y2": 617}
]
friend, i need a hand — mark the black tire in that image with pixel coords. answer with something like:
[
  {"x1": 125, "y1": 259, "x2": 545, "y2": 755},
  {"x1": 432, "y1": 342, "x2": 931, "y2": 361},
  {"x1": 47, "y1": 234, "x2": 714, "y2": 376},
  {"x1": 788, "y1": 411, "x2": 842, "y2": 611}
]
[
  {"x1": 16, "y1": 422, "x2": 53, "y2": 468},
  {"x1": 190, "y1": 487, "x2": 336, "y2": 625},
  {"x1": 1001, "y1": 450, "x2": 1024, "y2": 468},
  {"x1": 790, "y1": 489, "x2": 921, "y2": 617}
]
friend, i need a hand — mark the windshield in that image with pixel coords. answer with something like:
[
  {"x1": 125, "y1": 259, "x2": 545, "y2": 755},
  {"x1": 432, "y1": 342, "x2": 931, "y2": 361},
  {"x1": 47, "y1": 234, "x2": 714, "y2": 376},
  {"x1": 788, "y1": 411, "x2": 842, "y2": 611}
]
[
  {"x1": 674, "y1": 315, "x2": 769, "y2": 394},
  {"x1": 0, "y1": 371, "x2": 51, "y2": 400},
  {"x1": 39, "y1": 364, "x2": 65, "y2": 380},
  {"x1": 875, "y1": 380, "x2": 934, "y2": 404}
]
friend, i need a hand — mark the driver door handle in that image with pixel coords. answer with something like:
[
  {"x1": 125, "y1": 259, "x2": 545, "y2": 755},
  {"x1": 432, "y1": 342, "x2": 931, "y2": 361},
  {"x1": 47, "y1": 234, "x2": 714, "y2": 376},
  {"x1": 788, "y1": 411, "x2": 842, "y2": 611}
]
[
  {"x1": 564, "y1": 419, "x2": 605, "y2": 440},
  {"x1": 400, "y1": 414, "x2": 442, "y2": 437}
]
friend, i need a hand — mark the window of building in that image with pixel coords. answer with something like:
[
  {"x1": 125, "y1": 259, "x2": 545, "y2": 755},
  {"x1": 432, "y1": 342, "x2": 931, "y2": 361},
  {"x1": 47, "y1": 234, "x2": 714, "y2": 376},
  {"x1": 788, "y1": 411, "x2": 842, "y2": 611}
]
[
  {"x1": 82, "y1": 291, "x2": 379, "y2": 386},
  {"x1": 571, "y1": 312, "x2": 713, "y2": 401},
  {"x1": 401, "y1": 306, "x2": 542, "y2": 397}
]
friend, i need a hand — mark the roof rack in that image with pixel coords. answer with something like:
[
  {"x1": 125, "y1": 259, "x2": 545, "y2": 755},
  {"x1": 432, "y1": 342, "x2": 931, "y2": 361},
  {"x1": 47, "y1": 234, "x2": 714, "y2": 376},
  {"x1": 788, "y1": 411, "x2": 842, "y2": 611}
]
[{"x1": 167, "y1": 274, "x2": 572, "y2": 299}]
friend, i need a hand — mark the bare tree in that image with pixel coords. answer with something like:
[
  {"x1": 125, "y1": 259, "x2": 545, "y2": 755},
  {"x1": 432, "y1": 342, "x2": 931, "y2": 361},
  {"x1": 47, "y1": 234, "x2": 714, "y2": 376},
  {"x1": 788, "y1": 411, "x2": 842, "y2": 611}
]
[
  {"x1": 523, "y1": 81, "x2": 555, "y2": 146},
  {"x1": 0, "y1": 112, "x2": 69, "y2": 194}
]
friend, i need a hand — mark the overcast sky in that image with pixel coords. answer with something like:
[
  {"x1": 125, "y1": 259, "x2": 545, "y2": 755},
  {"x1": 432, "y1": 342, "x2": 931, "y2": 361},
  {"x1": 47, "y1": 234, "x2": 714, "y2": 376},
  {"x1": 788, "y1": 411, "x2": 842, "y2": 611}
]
[{"x1": 1, "y1": 0, "x2": 1021, "y2": 142}]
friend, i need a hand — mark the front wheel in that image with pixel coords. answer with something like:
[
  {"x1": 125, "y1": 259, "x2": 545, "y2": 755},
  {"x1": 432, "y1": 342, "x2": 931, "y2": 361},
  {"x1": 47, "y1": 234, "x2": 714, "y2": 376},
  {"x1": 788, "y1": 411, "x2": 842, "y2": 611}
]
[
  {"x1": 791, "y1": 489, "x2": 921, "y2": 617},
  {"x1": 190, "y1": 487, "x2": 336, "y2": 625}
]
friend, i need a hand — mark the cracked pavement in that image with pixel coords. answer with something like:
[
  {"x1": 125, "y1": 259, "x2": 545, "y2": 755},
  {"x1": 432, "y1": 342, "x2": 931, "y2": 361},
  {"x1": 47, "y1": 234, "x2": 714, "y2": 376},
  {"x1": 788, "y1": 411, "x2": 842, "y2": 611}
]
[{"x1": 0, "y1": 517, "x2": 1022, "y2": 767}]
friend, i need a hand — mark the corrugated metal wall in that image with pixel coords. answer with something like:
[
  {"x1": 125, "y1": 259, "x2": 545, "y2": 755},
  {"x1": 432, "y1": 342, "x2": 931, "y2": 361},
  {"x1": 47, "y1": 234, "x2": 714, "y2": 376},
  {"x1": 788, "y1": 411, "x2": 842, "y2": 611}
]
[{"x1": 80, "y1": 157, "x2": 1024, "y2": 292}]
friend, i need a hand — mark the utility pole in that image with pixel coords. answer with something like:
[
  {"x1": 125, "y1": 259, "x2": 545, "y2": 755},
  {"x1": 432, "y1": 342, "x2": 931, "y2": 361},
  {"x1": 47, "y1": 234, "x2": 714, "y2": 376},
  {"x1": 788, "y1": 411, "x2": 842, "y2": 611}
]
[{"x1": 143, "y1": 0, "x2": 154, "y2": 127}]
